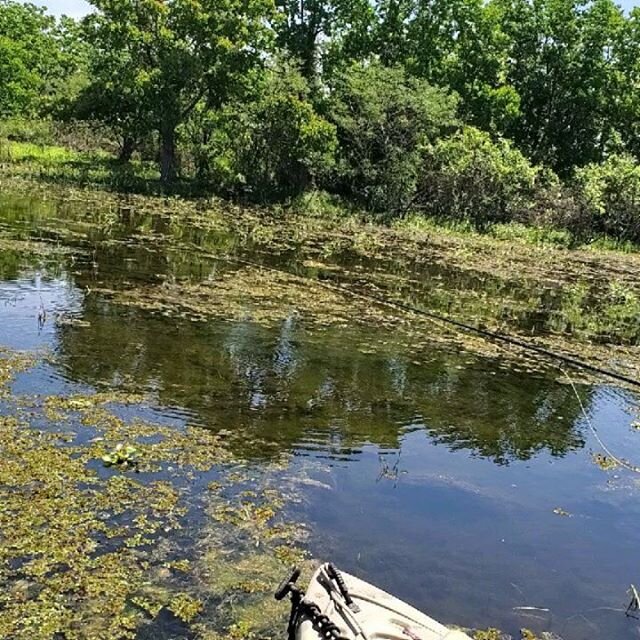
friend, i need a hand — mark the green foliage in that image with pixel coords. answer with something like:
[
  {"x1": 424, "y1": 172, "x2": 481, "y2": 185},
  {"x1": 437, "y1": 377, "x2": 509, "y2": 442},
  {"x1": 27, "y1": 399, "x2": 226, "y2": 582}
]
[
  {"x1": 499, "y1": 0, "x2": 626, "y2": 174},
  {"x1": 419, "y1": 126, "x2": 539, "y2": 227},
  {"x1": 275, "y1": 0, "x2": 373, "y2": 81},
  {"x1": 406, "y1": 0, "x2": 521, "y2": 133},
  {"x1": 2, "y1": 0, "x2": 640, "y2": 245},
  {"x1": 0, "y1": 118, "x2": 55, "y2": 145},
  {"x1": 84, "y1": 0, "x2": 276, "y2": 181},
  {"x1": 614, "y1": 8, "x2": 640, "y2": 160},
  {"x1": 101, "y1": 443, "x2": 140, "y2": 468},
  {"x1": 328, "y1": 62, "x2": 458, "y2": 215},
  {"x1": 489, "y1": 222, "x2": 574, "y2": 248},
  {"x1": 574, "y1": 153, "x2": 640, "y2": 242},
  {"x1": 0, "y1": 1, "x2": 53, "y2": 116},
  {"x1": 0, "y1": 2, "x2": 86, "y2": 117},
  {"x1": 188, "y1": 63, "x2": 337, "y2": 201}
]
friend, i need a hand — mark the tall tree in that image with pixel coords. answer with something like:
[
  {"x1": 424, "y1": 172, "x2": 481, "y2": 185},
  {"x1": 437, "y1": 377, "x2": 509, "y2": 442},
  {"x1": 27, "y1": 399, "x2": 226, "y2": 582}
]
[
  {"x1": 85, "y1": 0, "x2": 275, "y2": 182},
  {"x1": 368, "y1": 0, "x2": 520, "y2": 134},
  {"x1": 413, "y1": 0, "x2": 519, "y2": 133},
  {"x1": 0, "y1": 1, "x2": 79, "y2": 117},
  {"x1": 498, "y1": 0, "x2": 625, "y2": 173},
  {"x1": 275, "y1": 0, "x2": 373, "y2": 82},
  {"x1": 612, "y1": 6, "x2": 640, "y2": 160}
]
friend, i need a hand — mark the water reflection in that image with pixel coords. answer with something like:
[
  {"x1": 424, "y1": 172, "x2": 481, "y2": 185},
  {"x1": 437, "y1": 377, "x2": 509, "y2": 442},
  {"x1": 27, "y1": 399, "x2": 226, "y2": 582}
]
[
  {"x1": 54, "y1": 297, "x2": 588, "y2": 463},
  {"x1": 0, "y1": 193, "x2": 592, "y2": 461}
]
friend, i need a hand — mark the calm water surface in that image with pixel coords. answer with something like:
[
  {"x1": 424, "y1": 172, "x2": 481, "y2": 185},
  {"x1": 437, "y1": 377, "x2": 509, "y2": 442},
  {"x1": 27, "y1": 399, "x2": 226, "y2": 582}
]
[{"x1": 2, "y1": 192, "x2": 640, "y2": 639}]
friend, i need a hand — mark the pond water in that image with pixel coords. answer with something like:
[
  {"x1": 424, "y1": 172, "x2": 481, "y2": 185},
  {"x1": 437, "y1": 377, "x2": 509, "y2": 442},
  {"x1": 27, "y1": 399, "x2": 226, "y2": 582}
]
[{"x1": 2, "y1": 191, "x2": 640, "y2": 640}]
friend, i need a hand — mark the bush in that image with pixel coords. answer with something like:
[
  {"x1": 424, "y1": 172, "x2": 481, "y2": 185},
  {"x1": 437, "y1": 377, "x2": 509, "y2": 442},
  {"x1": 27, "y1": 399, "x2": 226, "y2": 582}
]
[
  {"x1": 326, "y1": 62, "x2": 458, "y2": 216},
  {"x1": 574, "y1": 154, "x2": 640, "y2": 242},
  {"x1": 0, "y1": 118, "x2": 55, "y2": 145},
  {"x1": 418, "y1": 126, "x2": 539, "y2": 228},
  {"x1": 187, "y1": 63, "x2": 337, "y2": 201},
  {"x1": 524, "y1": 167, "x2": 583, "y2": 232}
]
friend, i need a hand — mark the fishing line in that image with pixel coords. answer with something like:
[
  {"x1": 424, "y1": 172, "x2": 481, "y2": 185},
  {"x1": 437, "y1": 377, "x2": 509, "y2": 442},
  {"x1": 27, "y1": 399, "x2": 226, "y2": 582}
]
[
  {"x1": 222, "y1": 254, "x2": 640, "y2": 390},
  {"x1": 202, "y1": 251, "x2": 640, "y2": 471},
  {"x1": 560, "y1": 367, "x2": 640, "y2": 474}
]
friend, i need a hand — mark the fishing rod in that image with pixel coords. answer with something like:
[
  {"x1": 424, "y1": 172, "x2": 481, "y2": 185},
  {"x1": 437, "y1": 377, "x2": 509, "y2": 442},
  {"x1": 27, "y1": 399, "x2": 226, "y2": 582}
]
[{"x1": 222, "y1": 254, "x2": 640, "y2": 390}]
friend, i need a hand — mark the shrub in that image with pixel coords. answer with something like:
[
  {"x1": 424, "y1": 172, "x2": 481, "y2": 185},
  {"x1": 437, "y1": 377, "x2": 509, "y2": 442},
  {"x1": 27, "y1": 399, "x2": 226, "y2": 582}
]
[
  {"x1": 326, "y1": 62, "x2": 458, "y2": 216},
  {"x1": 418, "y1": 126, "x2": 539, "y2": 228},
  {"x1": 574, "y1": 153, "x2": 640, "y2": 242},
  {"x1": 524, "y1": 167, "x2": 583, "y2": 232},
  {"x1": 187, "y1": 63, "x2": 337, "y2": 201}
]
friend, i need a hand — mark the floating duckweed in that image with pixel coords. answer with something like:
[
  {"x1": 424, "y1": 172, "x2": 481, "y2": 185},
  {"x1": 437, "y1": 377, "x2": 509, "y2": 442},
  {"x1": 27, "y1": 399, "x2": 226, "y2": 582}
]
[
  {"x1": 0, "y1": 349, "x2": 34, "y2": 396},
  {"x1": 43, "y1": 391, "x2": 145, "y2": 421},
  {"x1": 165, "y1": 559, "x2": 191, "y2": 573},
  {"x1": 168, "y1": 593, "x2": 203, "y2": 622},
  {"x1": 94, "y1": 265, "x2": 405, "y2": 331},
  {"x1": 592, "y1": 453, "x2": 619, "y2": 471},
  {"x1": 0, "y1": 416, "x2": 175, "y2": 639},
  {"x1": 474, "y1": 629, "x2": 505, "y2": 640},
  {"x1": 0, "y1": 347, "x2": 311, "y2": 639}
]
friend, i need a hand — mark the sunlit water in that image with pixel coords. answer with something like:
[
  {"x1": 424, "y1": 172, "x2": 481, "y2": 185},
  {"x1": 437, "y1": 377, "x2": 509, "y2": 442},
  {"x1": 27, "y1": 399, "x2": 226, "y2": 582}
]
[{"x1": 2, "y1": 192, "x2": 640, "y2": 639}]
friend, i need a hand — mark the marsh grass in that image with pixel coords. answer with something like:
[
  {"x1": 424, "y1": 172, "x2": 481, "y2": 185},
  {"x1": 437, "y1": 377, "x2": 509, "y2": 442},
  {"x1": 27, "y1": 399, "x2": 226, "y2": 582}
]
[{"x1": 0, "y1": 139, "x2": 163, "y2": 194}]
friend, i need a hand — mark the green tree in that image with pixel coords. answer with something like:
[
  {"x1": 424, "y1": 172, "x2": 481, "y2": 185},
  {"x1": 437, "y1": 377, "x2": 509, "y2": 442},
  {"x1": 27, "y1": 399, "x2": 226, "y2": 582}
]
[
  {"x1": 185, "y1": 61, "x2": 337, "y2": 200},
  {"x1": 0, "y1": 1, "x2": 80, "y2": 117},
  {"x1": 85, "y1": 0, "x2": 275, "y2": 182},
  {"x1": 407, "y1": 0, "x2": 520, "y2": 133},
  {"x1": 275, "y1": 0, "x2": 374, "y2": 83},
  {"x1": 575, "y1": 153, "x2": 640, "y2": 242},
  {"x1": 612, "y1": 7, "x2": 640, "y2": 160},
  {"x1": 498, "y1": 0, "x2": 625, "y2": 174},
  {"x1": 419, "y1": 125, "x2": 540, "y2": 227},
  {"x1": 328, "y1": 62, "x2": 458, "y2": 215},
  {"x1": 44, "y1": 16, "x2": 90, "y2": 117}
]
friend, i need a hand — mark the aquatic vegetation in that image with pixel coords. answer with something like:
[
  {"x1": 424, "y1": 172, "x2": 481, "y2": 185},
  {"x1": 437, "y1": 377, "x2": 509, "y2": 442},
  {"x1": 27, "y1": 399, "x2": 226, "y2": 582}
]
[
  {"x1": 0, "y1": 415, "x2": 178, "y2": 638},
  {"x1": 592, "y1": 453, "x2": 619, "y2": 471},
  {"x1": 3, "y1": 174, "x2": 640, "y2": 391},
  {"x1": 0, "y1": 180, "x2": 634, "y2": 640},
  {"x1": 94, "y1": 265, "x2": 405, "y2": 331},
  {"x1": 0, "y1": 349, "x2": 34, "y2": 395},
  {"x1": 168, "y1": 593, "x2": 203, "y2": 622},
  {"x1": 101, "y1": 443, "x2": 140, "y2": 468},
  {"x1": 474, "y1": 629, "x2": 505, "y2": 640},
  {"x1": 0, "y1": 346, "x2": 310, "y2": 639},
  {"x1": 552, "y1": 282, "x2": 640, "y2": 344}
]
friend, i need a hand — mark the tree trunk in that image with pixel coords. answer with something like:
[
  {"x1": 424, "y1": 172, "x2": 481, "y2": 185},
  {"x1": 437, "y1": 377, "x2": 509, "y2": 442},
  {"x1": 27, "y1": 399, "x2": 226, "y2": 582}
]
[
  {"x1": 160, "y1": 123, "x2": 178, "y2": 184},
  {"x1": 118, "y1": 136, "x2": 136, "y2": 163}
]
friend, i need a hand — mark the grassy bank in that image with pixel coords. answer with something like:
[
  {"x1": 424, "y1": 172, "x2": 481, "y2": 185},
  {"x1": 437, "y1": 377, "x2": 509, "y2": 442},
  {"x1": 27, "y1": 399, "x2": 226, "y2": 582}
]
[{"x1": 1, "y1": 138, "x2": 638, "y2": 255}]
